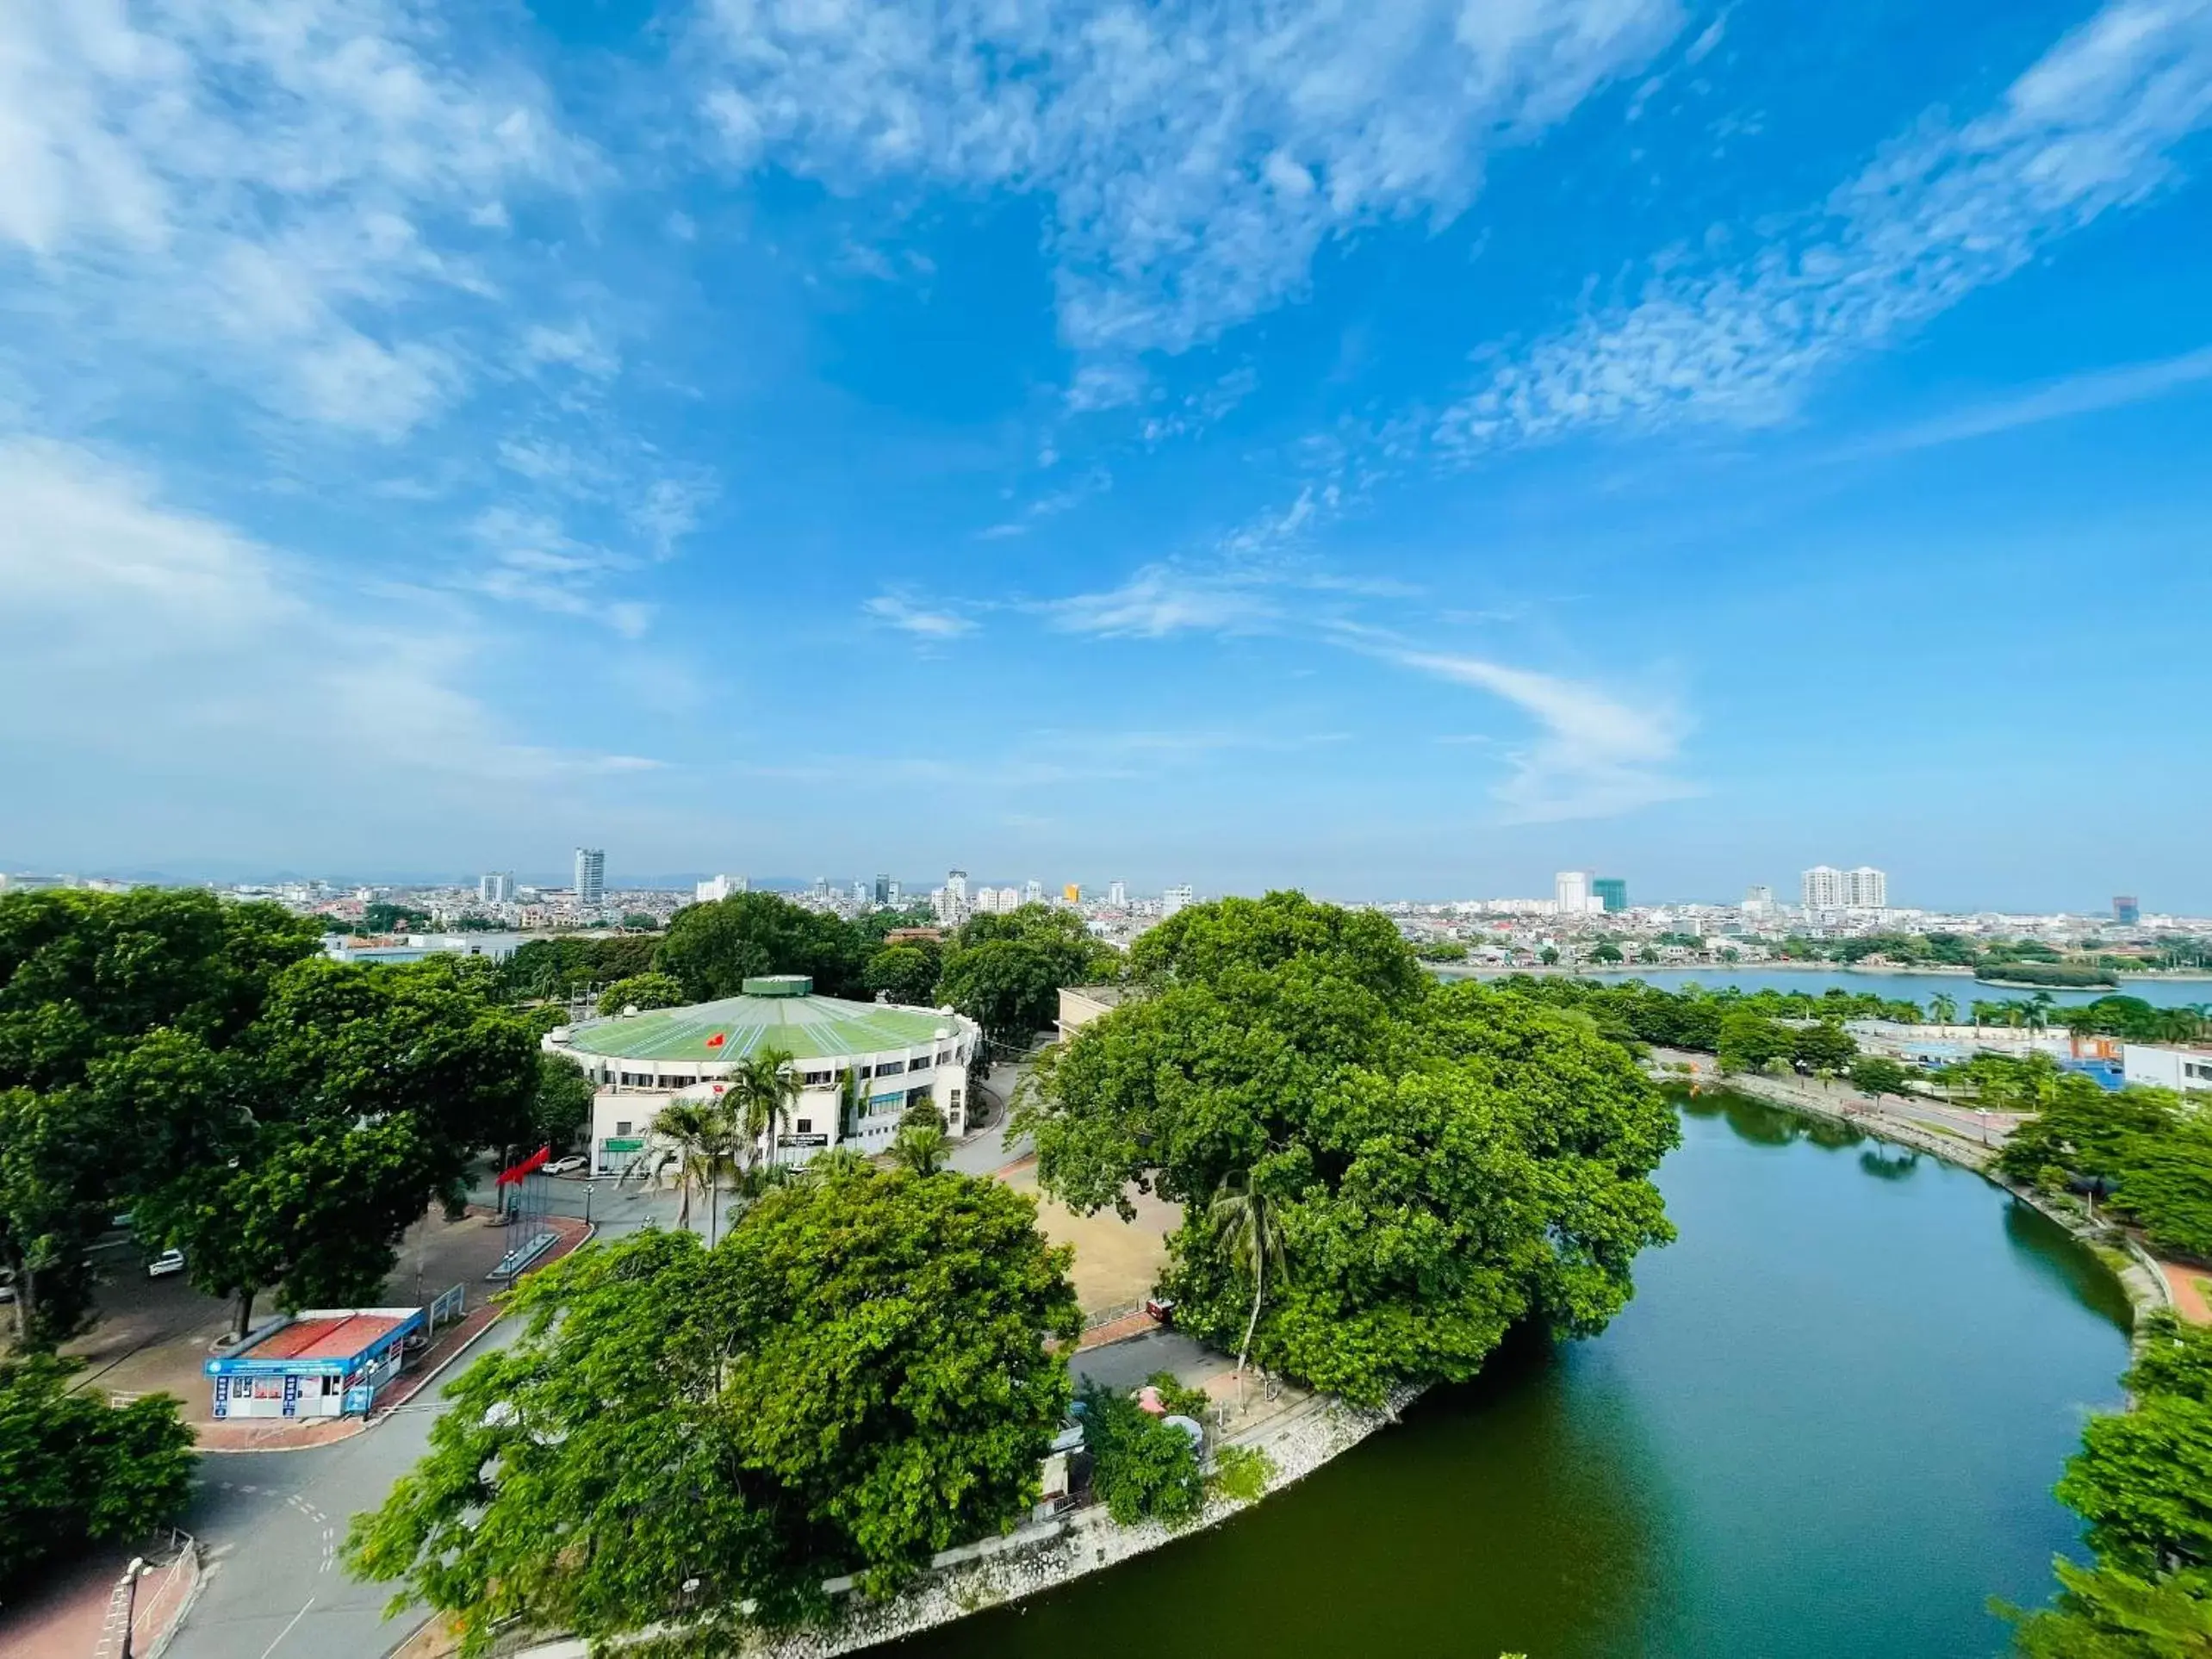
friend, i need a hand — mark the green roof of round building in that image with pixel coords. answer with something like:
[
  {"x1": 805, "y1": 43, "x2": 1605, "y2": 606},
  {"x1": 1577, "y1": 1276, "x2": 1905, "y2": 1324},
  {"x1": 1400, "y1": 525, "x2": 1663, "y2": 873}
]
[{"x1": 561, "y1": 984, "x2": 956, "y2": 1065}]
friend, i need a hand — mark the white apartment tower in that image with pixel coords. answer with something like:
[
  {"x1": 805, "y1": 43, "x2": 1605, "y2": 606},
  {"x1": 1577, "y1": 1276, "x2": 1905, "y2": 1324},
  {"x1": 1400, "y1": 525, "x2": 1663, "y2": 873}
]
[
  {"x1": 478, "y1": 871, "x2": 514, "y2": 904},
  {"x1": 1108, "y1": 879, "x2": 1128, "y2": 908},
  {"x1": 1162, "y1": 884, "x2": 1194, "y2": 916},
  {"x1": 695, "y1": 874, "x2": 745, "y2": 903},
  {"x1": 1023, "y1": 879, "x2": 1043, "y2": 905},
  {"x1": 1554, "y1": 870, "x2": 1592, "y2": 915},
  {"x1": 1801, "y1": 866, "x2": 1845, "y2": 910},
  {"x1": 1803, "y1": 865, "x2": 1886, "y2": 910},
  {"x1": 574, "y1": 848, "x2": 606, "y2": 908},
  {"x1": 946, "y1": 869, "x2": 969, "y2": 906}
]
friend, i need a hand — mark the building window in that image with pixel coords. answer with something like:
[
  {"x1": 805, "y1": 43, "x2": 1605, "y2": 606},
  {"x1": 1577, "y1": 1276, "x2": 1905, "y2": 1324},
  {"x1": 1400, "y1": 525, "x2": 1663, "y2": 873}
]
[
  {"x1": 936, "y1": 1049, "x2": 954, "y2": 1066},
  {"x1": 857, "y1": 1065, "x2": 873, "y2": 1079},
  {"x1": 876, "y1": 1059, "x2": 905, "y2": 1077},
  {"x1": 909, "y1": 1053, "x2": 932, "y2": 1071},
  {"x1": 907, "y1": 1086, "x2": 934, "y2": 1110},
  {"x1": 949, "y1": 1089, "x2": 962, "y2": 1112},
  {"x1": 796, "y1": 1118, "x2": 812, "y2": 1134},
  {"x1": 614, "y1": 1121, "x2": 633, "y2": 1136},
  {"x1": 803, "y1": 1069, "x2": 833, "y2": 1086}
]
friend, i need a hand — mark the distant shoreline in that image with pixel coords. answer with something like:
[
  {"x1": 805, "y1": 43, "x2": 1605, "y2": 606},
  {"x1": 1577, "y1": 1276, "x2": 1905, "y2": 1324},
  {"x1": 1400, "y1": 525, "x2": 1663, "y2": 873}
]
[{"x1": 1433, "y1": 962, "x2": 2212, "y2": 984}]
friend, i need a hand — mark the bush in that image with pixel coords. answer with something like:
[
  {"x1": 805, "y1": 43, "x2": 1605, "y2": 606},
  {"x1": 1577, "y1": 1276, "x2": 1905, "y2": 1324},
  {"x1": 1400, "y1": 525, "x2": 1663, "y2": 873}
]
[
  {"x1": 1209, "y1": 1443, "x2": 1275, "y2": 1504},
  {"x1": 1081, "y1": 1383, "x2": 1203, "y2": 1526}
]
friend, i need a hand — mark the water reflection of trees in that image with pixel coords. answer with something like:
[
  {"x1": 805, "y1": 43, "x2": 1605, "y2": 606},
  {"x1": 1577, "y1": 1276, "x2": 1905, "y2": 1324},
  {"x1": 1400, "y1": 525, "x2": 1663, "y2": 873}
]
[
  {"x1": 1858, "y1": 1146, "x2": 1920, "y2": 1182},
  {"x1": 1671, "y1": 1085, "x2": 1864, "y2": 1152}
]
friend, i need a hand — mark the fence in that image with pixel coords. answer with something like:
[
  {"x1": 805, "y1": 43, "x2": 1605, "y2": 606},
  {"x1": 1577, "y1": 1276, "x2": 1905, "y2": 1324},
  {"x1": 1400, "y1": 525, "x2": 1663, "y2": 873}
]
[
  {"x1": 1082, "y1": 1299, "x2": 1146, "y2": 1332},
  {"x1": 90, "y1": 1530, "x2": 201, "y2": 1659}
]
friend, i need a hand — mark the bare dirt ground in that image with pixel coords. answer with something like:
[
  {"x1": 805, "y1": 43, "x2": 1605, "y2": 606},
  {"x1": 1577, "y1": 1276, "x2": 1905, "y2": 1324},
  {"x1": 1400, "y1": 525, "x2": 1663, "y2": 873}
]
[{"x1": 992, "y1": 1158, "x2": 1181, "y2": 1316}]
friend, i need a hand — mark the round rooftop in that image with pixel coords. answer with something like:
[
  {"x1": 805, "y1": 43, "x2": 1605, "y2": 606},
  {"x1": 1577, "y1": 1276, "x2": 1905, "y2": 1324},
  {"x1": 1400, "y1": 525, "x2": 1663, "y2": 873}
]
[{"x1": 559, "y1": 990, "x2": 955, "y2": 1064}]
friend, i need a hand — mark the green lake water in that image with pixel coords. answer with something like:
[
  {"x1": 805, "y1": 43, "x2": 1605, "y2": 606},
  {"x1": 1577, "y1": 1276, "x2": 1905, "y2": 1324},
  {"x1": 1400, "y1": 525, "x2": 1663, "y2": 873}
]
[{"x1": 894, "y1": 1092, "x2": 2134, "y2": 1659}]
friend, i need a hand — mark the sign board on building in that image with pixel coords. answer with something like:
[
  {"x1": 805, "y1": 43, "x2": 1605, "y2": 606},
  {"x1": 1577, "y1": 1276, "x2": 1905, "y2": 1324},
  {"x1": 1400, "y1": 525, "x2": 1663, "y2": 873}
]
[
  {"x1": 777, "y1": 1134, "x2": 830, "y2": 1149},
  {"x1": 602, "y1": 1136, "x2": 645, "y2": 1153}
]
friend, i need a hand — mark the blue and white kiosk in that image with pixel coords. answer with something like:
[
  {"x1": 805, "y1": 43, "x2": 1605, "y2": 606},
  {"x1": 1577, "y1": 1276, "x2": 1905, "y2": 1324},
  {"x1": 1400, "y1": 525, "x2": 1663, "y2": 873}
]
[{"x1": 204, "y1": 1306, "x2": 427, "y2": 1420}]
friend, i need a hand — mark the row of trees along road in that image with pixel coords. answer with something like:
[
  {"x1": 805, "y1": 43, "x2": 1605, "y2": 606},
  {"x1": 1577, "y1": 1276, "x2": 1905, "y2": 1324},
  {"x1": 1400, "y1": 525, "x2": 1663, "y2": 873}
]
[
  {"x1": 1011, "y1": 892, "x2": 1681, "y2": 1407},
  {"x1": 0, "y1": 887, "x2": 555, "y2": 1343}
]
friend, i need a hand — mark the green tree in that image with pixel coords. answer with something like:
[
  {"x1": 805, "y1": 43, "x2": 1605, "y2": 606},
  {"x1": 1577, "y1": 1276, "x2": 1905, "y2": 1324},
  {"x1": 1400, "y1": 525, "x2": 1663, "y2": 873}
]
[
  {"x1": 650, "y1": 1097, "x2": 727, "y2": 1234},
  {"x1": 656, "y1": 892, "x2": 866, "y2": 1000},
  {"x1": 1792, "y1": 1022, "x2": 1858, "y2": 1075},
  {"x1": 1849, "y1": 1056, "x2": 1913, "y2": 1099},
  {"x1": 531, "y1": 1053, "x2": 597, "y2": 1150},
  {"x1": 1591, "y1": 941, "x2": 1625, "y2": 965},
  {"x1": 1539, "y1": 946, "x2": 1561, "y2": 966},
  {"x1": 0, "y1": 1354, "x2": 197, "y2": 1594},
  {"x1": 1078, "y1": 1382, "x2": 1203, "y2": 1525},
  {"x1": 345, "y1": 1166, "x2": 1079, "y2": 1650},
  {"x1": 723, "y1": 1047, "x2": 799, "y2": 1195},
  {"x1": 1013, "y1": 897, "x2": 1676, "y2": 1406},
  {"x1": 864, "y1": 941, "x2": 943, "y2": 1006},
  {"x1": 936, "y1": 938, "x2": 1064, "y2": 1050},
  {"x1": 596, "y1": 972, "x2": 687, "y2": 1017},
  {"x1": 1716, "y1": 1010, "x2": 1791, "y2": 1075},
  {"x1": 890, "y1": 1102, "x2": 952, "y2": 1176},
  {"x1": 361, "y1": 902, "x2": 433, "y2": 933},
  {"x1": 1929, "y1": 992, "x2": 1960, "y2": 1026}
]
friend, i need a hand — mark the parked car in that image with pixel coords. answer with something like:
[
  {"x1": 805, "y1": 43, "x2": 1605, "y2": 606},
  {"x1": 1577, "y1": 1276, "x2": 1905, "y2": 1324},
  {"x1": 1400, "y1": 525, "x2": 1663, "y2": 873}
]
[
  {"x1": 544, "y1": 1155, "x2": 588, "y2": 1176},
  {"x1": 146, "y1": 1248, "x2": 187, "y2": 1279}
]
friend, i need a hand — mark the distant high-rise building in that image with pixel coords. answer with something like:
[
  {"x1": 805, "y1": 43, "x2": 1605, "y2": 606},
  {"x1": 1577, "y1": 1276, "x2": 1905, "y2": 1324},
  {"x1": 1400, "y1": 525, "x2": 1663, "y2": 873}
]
[
  {"x1": 1554, "y1": 871, "x2": 1591, "y2": 914},
  {"x1": 853, "y1": 878, "x2": 869, "y2": 905},
  {"x1": 1845, "y1": 867, "x2": 1887, "y2": 909},
  {"x1": 1062, "y1": 882, "x2": 1082, "y2": 905},
  {"x1": 574, "y1": 848, "x2": 606, "y2": 907},
  {"x1": 873, "y1": 873, "x2": 891, "y2": 905},
  {"x1": 695, "y1": 874, "x2": 744, "y2": 904},
  {"x1": 885, "y1": 879, "x2": 901, "y2": 906},
  {"x1": 947, "y1": 869, "x2": 969, "y2": 906},
  {"x1": 1743, "y1": 884, "x2": 1775, "y2": 915},
  {"x1": 1162, "y1": 884, "x2": 1193, "y2": 917},
  {"x1": 1023, "y1": 879, "x2": 1043, "y2": 905},
  {"x1": 1801, "y1": 866, "x2": 1845, "y2": 910},
  {"x1": 1108, "y1": 879, "x2": 1128, "y2": 908},
  {"x1": 478, "y1": 871, "x2": 514, "y2": 904},
  {"x1": 2115, "y1": 895, "x2": 2141, "y2": 928},
  {"x1": 1592, "y1": 878, "x2": 1628, "y2": 913}
]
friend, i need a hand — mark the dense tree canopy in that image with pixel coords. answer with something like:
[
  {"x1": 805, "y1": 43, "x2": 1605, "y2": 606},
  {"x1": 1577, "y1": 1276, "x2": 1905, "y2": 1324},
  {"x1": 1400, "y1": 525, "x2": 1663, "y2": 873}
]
[
  {"x1": 597, "y1": 971, "x2": 687, "y2": 1016},
  {"x1": 1014, "y1": 893, "x2": 1677, "y2": 1406},
  {"x1": 657, "y1": 892, "x2": 869, "y2": 1000},
  {"x1": 937, "y1": 904, "x2": 1121, "y2": 1049},
  {"x1": 863, "y1": 941, "x2": 943, "y2": 1007},
  {"x1": 346, "y1": 1163, "x2": 1079, "y2": 1652},
  {"x1": 499, "y1": 935, "x2": 660, "y2": 1001},
  {"x1": 2011, "y1": 1314, "x2": 2212, "y2": 1656},
  {"x1": 0, "y1": 1354, "x2": 197, "y2": 1594},
  {"x1": 1994, "y1": 1064, "x2": 2212, "y2": 1259}
]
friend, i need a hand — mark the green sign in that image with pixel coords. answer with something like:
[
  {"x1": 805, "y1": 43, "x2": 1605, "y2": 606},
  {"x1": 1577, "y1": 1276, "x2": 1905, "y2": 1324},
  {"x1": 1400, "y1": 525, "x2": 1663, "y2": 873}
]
[{"x1": 602, "y1": 1136, "x2": 644, "y2": 1153}]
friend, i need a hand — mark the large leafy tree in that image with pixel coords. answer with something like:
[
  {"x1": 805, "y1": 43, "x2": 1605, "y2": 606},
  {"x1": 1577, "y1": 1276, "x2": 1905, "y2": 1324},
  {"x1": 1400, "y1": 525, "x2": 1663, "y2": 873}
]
[
  {"x1": 0, "y1": 889, "x2": 320, "y2": 1343},
  {"x1": 1995, "y1": 1072, "x2": 2212, "y2": 1258},
  {"x1": 0, "y1": 1354, "x2": 197, "y2": 1594},
  {"x1": 864, "y1": 941, "x2": 942, "y2": 1007},
  {"x1": 937, "y1": 904, "x2": 1121, "y2": 1050},
  {"x1": 656, "y1": 892, "x2": 867, "y2": 1000},
  {"x1": 597, "y1": 971, "x2": 687, "y2": 1016},
  {"x1": 2010, "y1": 1315, "x2": 2212, "y2": 1656},
  {"x1": 345, "y1": 1164, "x2": 1078, "y2": 1653},
  {"x1": 1014, "y1": 894, "x2": 1677, "y2": 1406}
]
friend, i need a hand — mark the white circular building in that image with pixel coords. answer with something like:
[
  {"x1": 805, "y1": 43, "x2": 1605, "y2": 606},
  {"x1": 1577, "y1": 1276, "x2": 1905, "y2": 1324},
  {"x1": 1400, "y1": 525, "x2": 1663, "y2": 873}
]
[{"x1": 543, "y1": 974, "x2": 982, "y2": 1174}]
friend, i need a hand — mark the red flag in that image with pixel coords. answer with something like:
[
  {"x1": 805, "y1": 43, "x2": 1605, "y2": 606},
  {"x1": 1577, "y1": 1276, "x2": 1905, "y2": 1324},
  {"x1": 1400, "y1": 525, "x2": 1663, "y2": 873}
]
[{"x1": 705, "y1": 1031, "x2": 726, "y2": 1049}]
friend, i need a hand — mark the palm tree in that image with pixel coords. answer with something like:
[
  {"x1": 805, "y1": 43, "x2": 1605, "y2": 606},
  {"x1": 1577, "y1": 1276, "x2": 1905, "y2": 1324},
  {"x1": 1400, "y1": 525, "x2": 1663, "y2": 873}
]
[
  {"x1": 1929, "y1": 992, "x2": 1957, "y2": 1028},
  {"x1": 891, "y1": 1113, "x2": 951, "y2": 1175},
  {"x1": 724, "y1": 1046, "x2": 800, "y2": 1191},
  {"x1": 1210, "y1": 1171, "x2": 1287, "y2": 1408},
  {"x1": 652, "y1": 1099, "x2": 723, "y2": 1234}
]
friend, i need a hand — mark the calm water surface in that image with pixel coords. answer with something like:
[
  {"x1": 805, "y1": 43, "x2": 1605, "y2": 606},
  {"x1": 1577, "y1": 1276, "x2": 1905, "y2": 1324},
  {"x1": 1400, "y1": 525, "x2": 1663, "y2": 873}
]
[
  {"x1": 1446, "y1": 965, "x2": 2212, "y2": 1009},
  {"x1": 895, "y1": 1094, "x2": 2132, "y2": 1659}
]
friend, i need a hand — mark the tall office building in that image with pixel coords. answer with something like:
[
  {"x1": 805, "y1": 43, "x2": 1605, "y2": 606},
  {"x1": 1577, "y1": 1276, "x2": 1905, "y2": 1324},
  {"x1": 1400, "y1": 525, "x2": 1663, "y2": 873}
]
[
  {"x1": 873, "y1": 873, "x2": 892, "y2": 905},
  {"x1": 885, "y1": 879, "x2": 901, "y2": 906},
  {"x1": 2115, "y1": 895, "x2": 2141, "y2": 928},
  {"x1": 946, "y1": 869, "x2": 969, "y2": 907},
  {"x1": 1743, "y1": 884, "x2": 1775, "y2": 915},
  {"x1": 1108, "y1": 879, "x2": 1128, "y2": 908},
  {"x1": 478, "y1": 871, "x2": 514, "y2": 904},
  {"x1": 1023, "y1": 879, "x2": 1043, "y2": 905},
  {"x1": 1591, "y1": 878, "x2": 1628, "y2": 913},
  {"x1": 853, "y1": 878, "x2": 869, "y2": 905},
  {"x1": 1800, "y1": 866, "x2": 1845, "y2": 910},
  {"x1": 1062, "y1": 882, "x2": 1082, "y2": 905},
  {"x1": 1162, "y1": 884, "x2": 1193, "y2": 916},
  {"x1": 1554, "y1": 871, "x2": 1591, "y2": 914},
  {"x1": 574, "y1": 848, "x2": 606, "y2": 908}
]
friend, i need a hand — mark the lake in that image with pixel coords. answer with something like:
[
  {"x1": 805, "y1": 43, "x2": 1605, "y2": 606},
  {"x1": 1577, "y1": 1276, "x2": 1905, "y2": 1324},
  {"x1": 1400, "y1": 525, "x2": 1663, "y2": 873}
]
[
  {"x1": 1439, "y1": 964, "x2": 2212, "y2": 1009},
  {"x1": 892, "y1": 1092, "x2": 2133, "y2": 1659}
]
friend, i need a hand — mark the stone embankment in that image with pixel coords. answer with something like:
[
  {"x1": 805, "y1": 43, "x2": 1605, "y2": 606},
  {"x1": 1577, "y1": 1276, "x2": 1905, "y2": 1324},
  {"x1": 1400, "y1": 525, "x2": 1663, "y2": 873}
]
[{"x1": 514, "y1": 1379, "x2": 1424, "y2": 1659}]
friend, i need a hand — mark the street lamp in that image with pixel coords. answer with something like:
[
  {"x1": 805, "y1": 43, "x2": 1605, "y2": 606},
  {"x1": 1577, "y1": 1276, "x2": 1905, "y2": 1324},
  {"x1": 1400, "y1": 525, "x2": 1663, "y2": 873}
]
[{"x1": 119, "y1": 1556, "x2": 153, "y2": 1659}]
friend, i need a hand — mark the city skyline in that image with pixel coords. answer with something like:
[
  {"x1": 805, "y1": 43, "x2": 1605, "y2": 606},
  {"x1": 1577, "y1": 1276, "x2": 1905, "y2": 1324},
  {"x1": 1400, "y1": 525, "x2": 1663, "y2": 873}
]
[{"x1": 3, "y1": 1, "x2": 2209, "y2": 906}]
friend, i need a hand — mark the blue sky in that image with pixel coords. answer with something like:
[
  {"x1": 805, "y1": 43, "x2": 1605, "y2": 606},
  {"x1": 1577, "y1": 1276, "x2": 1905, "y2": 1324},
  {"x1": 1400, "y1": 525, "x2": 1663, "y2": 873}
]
[{"x1": 3, "y1": 0, "x2": 2210, "y2": 909}]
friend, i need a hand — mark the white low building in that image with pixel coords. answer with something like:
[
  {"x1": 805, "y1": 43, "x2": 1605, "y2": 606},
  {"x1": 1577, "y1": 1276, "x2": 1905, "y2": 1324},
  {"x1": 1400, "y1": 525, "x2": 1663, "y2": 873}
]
[
  {"x1": 543, "y1": 974, "x2": 983, "y2": 1174},
  {"x1": 2122, "y1": 1042, "x2": 2212, "y2": 1095}
]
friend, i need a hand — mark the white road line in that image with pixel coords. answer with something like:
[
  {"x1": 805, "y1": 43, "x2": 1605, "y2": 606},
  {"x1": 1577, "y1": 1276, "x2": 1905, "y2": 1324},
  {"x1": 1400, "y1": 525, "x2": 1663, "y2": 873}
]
[{"x1": 256, "y1": 1595, "x2": 315, "y2": 1659}]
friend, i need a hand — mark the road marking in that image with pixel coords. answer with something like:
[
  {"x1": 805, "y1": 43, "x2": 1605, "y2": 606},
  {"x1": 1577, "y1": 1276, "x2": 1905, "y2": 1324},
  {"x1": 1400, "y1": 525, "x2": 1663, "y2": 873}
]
[{"x1": 256, "y1": 1595, "x2": 315, "y2": 1659}]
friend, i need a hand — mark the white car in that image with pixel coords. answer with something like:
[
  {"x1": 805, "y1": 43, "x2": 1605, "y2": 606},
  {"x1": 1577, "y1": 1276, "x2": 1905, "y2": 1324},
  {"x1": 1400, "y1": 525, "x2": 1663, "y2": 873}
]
[
  {"x1": 146, "y1": 1248, "x2": 187, "y2": 1278},
  {"x1": 544, "y1": 1155, "x2": 588, "y2": 1176}
]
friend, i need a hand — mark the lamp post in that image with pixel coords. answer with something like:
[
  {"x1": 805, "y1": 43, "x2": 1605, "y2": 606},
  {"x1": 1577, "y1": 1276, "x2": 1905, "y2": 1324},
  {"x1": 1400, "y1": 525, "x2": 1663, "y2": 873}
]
[{"x1": 119, "y1": 1556, "x2": 152, "y2": 1659}]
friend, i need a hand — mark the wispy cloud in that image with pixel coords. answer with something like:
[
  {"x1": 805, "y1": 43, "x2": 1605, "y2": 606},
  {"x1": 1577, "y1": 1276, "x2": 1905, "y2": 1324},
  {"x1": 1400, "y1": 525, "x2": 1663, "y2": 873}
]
[
  {"x1": 692, "y1": 0, "x2": 1683, "y2": 376},
  {"x1": 1383, "y1": 648, "x2": 1694, "y2": 820},
  {"x1": 1042, "y1": 564, "x2": 1283, "y2": 638},
  {"x1": 865, "y1": 592, "x2": 978, "y2": 637},
  {"x1": 1843, "y1": 344, "x2": 2212, "y2": 457},
  {"x1": 1436, "y1": 0, "x2": 2212, "y2": 456}
]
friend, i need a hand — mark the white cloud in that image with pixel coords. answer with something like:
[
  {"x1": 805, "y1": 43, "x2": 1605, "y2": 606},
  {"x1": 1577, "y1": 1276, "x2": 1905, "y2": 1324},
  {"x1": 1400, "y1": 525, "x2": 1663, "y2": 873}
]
[
  {"x1": 691, "y1": 0, "x2": 1682, "y2": 364},
  {"x1": 0, "y1": 437, "x2": 649, "y2": 785},
  {"x1": 864, "y1": 592, "x2": 978, "y2": 637},
  {"x1": 1437, "y1": 0, "x2": 2212, "y2": 455},
  {"x1": 521, "y1": 320, "x2": 620, "y2": 379},
  {"x1": 1843, "y1": 344, "x2": 2212, "y2": 456},
  {"x1": 1043, "y1": 564, "x2": 1282, "y2": 638},
  {"x1": 1386, "y1": 648, "x2": 1693, "y2": 820},
  {"x1": 0, "y1": 0, "x2": 591, "y2": 437}
]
